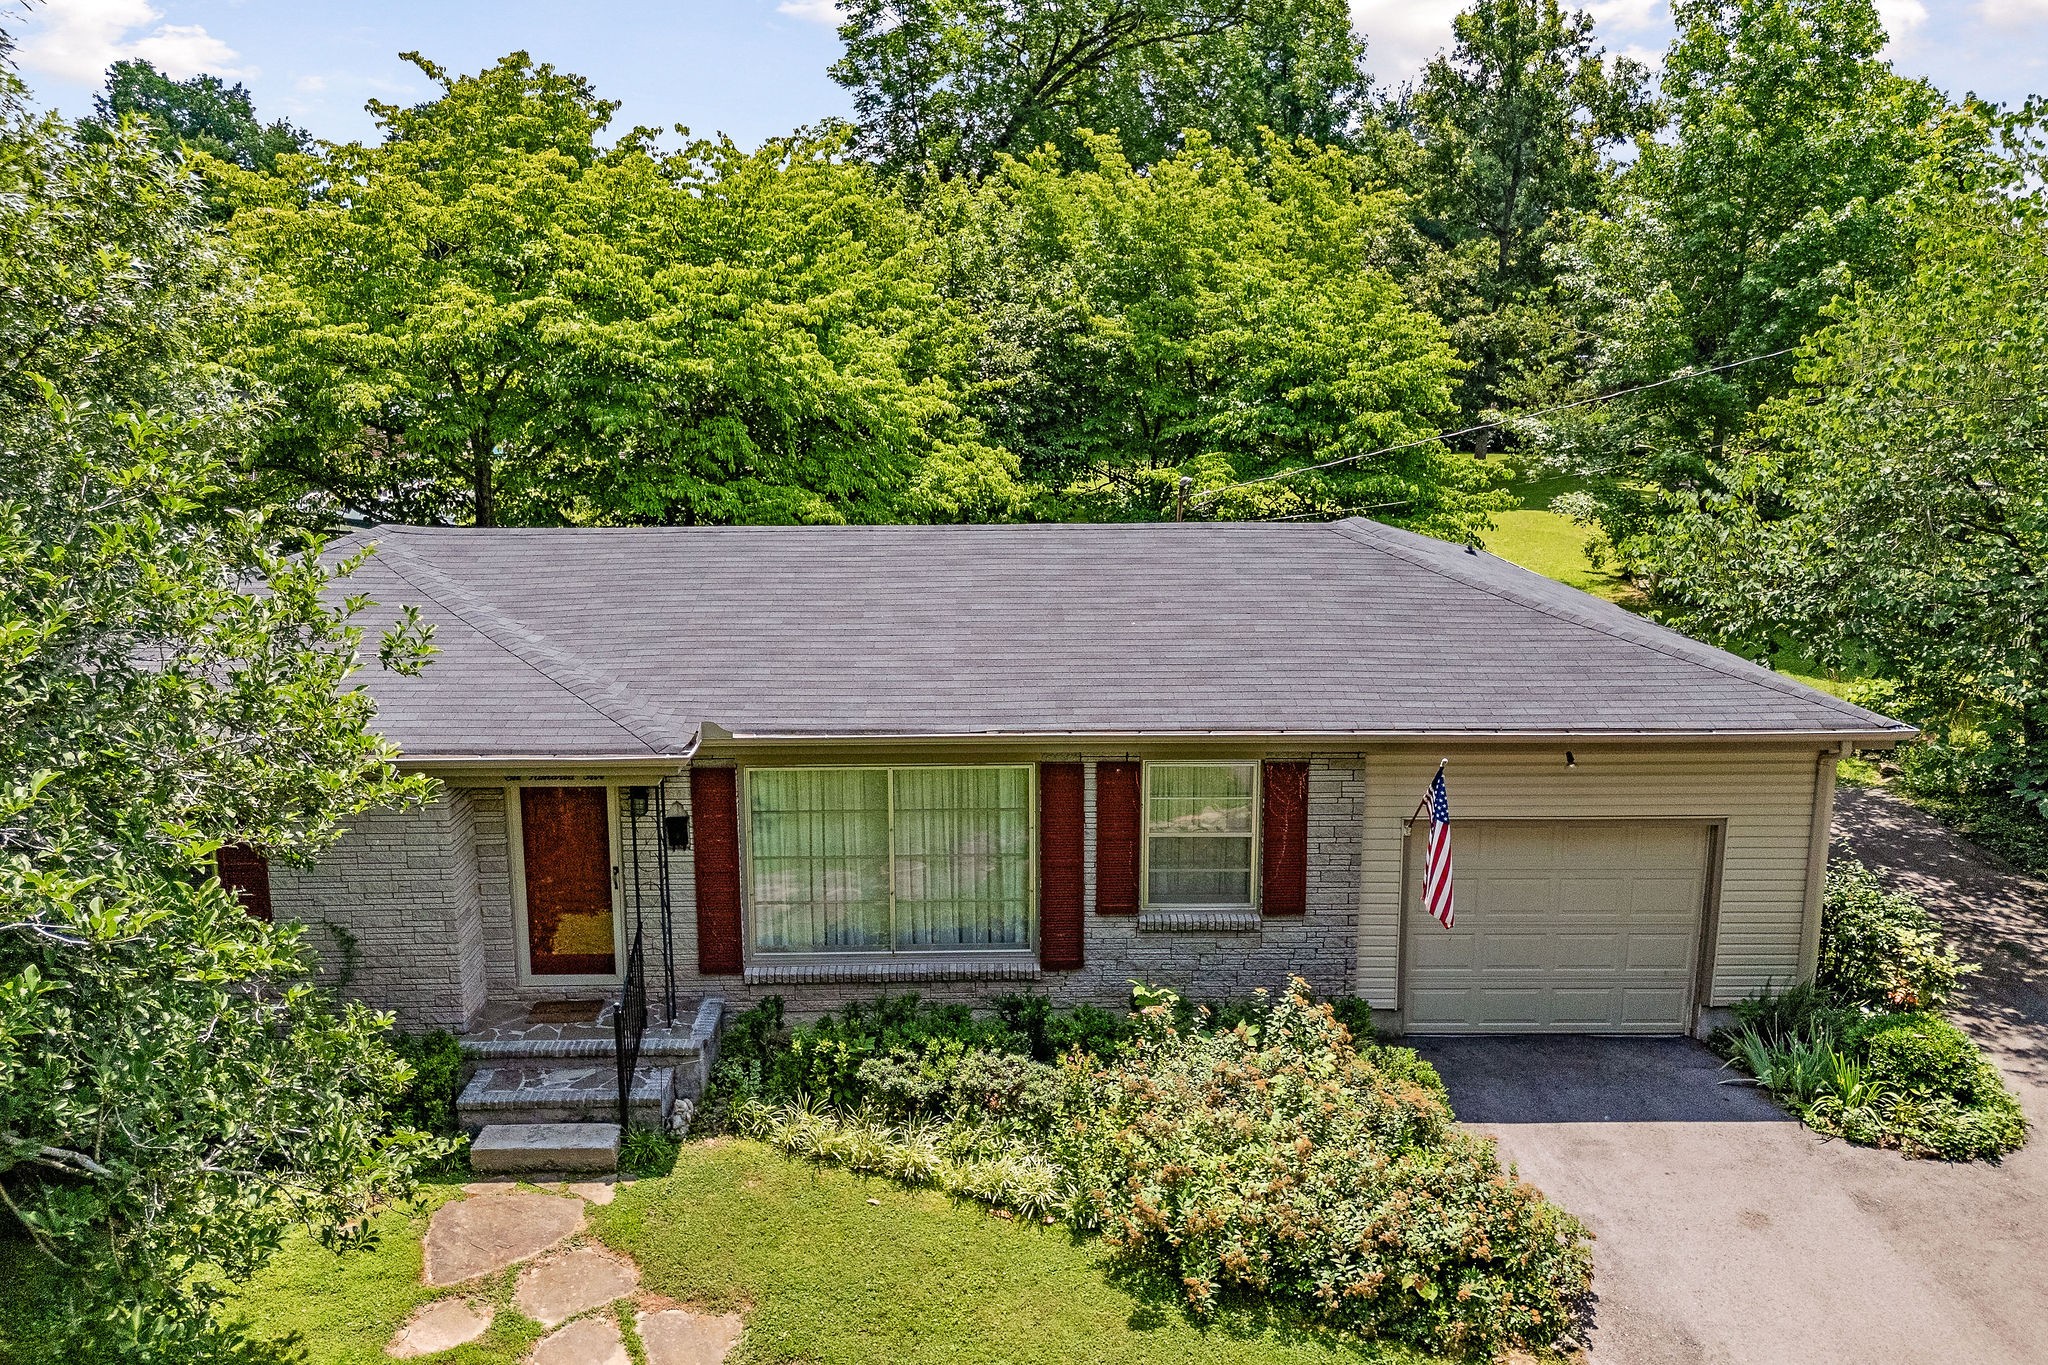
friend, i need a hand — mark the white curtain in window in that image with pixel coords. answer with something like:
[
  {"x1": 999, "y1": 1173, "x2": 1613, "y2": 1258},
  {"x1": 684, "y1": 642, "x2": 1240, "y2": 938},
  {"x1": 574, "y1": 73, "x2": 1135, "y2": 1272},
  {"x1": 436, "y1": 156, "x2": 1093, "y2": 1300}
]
[
  {"x1": 748, "y1": 768, "x2": 891, "y2": 952},
  {"x1": 892, "y1": 766, "x2": 1031, "y2": 948}
]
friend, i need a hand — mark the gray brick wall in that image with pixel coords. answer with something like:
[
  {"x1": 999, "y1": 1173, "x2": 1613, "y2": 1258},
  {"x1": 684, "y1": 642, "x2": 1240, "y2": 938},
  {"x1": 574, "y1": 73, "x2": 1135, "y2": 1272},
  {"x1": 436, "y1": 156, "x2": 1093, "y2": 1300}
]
[
  {"x1": 282, "y1": 756, "x2": 1370, "y2": 1025},
  {"x1": 271, "y1": 791, "x2": 488, "y2": 1031}
]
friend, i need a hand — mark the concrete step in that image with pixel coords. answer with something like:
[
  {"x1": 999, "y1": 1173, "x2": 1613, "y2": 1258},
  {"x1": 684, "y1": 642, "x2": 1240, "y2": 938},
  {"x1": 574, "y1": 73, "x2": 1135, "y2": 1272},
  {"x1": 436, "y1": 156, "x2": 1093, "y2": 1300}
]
[
  {"x1": 470, "y1": 1122, "x2": 621, "y2": 1174},
  {"x1": 457, "y1": 999, "x2": 726, "y2": 1098},
  {"x1": 456, "y1": 1062, "x2": 675, "y2": 1130}
]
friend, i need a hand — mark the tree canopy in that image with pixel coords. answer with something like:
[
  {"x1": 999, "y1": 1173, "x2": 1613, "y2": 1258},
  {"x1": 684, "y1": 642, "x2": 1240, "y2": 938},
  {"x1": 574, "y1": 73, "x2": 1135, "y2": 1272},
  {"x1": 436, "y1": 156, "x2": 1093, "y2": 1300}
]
[{"x1": 831, "y1": 0, "x2": 1370, "y2": 181}]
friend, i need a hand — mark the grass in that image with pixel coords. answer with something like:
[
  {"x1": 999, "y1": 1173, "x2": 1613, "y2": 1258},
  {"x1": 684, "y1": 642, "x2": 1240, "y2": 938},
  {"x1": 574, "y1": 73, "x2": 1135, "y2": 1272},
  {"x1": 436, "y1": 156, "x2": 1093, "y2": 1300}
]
[
  {"x1": 595, "y1": 1139, "x2": 1430, "y2": 1365},
  {"x1": 1, "y1": 1144, "x2": 1436, "y2": 1365}
]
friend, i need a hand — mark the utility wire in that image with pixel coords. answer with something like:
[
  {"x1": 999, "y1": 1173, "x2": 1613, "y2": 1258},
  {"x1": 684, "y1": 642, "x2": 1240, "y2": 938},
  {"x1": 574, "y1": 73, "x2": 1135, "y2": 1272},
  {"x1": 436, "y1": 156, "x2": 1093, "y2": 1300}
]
[{"x1": 1189, "y1": 346, "x2": 1799, "y2": 510}]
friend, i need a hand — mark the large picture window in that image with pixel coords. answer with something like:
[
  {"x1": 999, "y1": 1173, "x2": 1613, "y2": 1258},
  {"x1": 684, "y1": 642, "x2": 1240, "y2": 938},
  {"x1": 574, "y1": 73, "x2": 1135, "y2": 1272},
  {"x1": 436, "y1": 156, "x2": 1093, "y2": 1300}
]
[
  {"x1": 1145, "y1": 762, "x2": 1258, "y2": 907},
  {"x1": 747, "y1": 766, "x2": 1032, "y2": 955}
]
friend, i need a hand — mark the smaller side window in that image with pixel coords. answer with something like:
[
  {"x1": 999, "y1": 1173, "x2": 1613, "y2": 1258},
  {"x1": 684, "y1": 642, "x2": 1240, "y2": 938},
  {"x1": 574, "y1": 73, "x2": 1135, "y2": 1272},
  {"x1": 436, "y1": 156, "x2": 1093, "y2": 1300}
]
[{"x1": 1145, "y1": 763, "x2": 1257, "y2": 908}]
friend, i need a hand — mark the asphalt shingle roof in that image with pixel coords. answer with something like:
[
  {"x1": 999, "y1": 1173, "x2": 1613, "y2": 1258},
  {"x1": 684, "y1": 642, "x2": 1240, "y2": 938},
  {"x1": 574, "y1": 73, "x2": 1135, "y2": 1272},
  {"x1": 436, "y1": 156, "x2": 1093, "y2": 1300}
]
[{"x1": 332, "y1": 519, "x2": 1909, "y2": 760}]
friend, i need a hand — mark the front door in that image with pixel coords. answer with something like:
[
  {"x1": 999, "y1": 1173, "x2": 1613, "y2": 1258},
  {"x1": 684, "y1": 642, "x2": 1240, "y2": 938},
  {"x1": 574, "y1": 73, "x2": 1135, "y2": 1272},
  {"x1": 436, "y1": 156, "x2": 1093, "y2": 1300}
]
[{"x1": 519, "y1": 785, "x2": 619, "y2": 977}]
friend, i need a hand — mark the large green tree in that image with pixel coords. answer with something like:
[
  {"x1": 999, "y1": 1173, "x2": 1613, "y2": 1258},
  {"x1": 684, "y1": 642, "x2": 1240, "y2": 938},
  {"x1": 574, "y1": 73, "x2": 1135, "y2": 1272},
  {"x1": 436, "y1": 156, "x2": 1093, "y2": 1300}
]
[
  {"x1": 0, "y1": 73, "x2": 439, "y2": 1360},
  {"x1": 89, "y1": 58, "x2": 311, "y2": 172},
  {"x1": 1405, "y1": 0, "x2": 1653, "y2": 444},
  {"x1": 225, "y1": 52, "x2": 1015, "y2": 527},
  {"x1": 938, "y1": 132, "x2": 1504, "y2": 532},
  {"x1": 832, "y1": 0, "x2": 1370, "y2": 181},
  {"x1": 1652, "y1": 186, "x2": 2048, "y2": 824},
  {"x1": 1540, "y1": 0, "x2": 1969, "y2": 572}
]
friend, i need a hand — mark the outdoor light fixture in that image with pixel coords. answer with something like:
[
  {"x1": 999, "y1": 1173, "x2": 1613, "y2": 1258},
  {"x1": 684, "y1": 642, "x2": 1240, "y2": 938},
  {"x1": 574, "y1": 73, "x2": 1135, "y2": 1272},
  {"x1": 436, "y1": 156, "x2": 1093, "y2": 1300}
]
[
  {"x1": 628, "y1": 785, "x2": 651, "y2": 817},
  {"x1": 664, "y1": 814, "x2": 690, "y2": 850},
  {"x1": 1565, "y1": 751, "x2": 1576, "y2": 768}
]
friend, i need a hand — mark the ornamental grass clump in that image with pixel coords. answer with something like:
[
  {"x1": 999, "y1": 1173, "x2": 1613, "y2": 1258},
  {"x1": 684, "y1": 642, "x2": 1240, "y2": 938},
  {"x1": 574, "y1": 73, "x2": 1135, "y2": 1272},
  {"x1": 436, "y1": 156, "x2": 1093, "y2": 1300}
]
[{"x1": 1052, "y1": 979, "x2": 1592, "y2": 1358}]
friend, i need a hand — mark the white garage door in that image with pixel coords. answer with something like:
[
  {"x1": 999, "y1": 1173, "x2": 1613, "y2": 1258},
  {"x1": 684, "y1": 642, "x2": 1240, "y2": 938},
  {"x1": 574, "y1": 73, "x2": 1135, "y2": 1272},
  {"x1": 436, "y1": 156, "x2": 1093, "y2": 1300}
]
[{"x1": 1404, "y1": 820, "x2": 1713, "y2": 1033}]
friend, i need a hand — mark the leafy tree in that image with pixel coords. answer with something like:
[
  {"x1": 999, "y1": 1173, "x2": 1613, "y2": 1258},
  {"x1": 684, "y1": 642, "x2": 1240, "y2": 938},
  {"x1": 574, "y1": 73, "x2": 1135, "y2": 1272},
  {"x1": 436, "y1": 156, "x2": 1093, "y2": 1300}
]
[
  {"x1": 90, "y1": 59, "x2": 311, "y2": 172},
  {"x1": 0, "y1": 75, "x2": 441, "y2": 1359},
  {"x1": 1650, "y1": 189, "x2": 2048, "y2": 828},
  {"x1": 1405, "y1": 0, "x2": 1653, "y2": 445},
  {"x1": 940, "y1": 132, "x2": 1504, "y2": 533},
  {"x1": 1539, "y1": 0, "x2": 1966, "y2": 572},
  {"x1": 832, "y1": 0, "x2": 1370, "y2": 182},
  {"x1": 224, "y1": 52, "x2": 1015, "y2": 526}
]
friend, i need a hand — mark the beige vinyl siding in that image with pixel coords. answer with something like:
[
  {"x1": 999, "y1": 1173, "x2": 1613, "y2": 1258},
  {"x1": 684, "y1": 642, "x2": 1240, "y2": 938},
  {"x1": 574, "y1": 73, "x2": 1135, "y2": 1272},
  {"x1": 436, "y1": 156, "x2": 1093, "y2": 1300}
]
[{"x1": 1359, "y1": 744, "x2": 1833, "y2": 1010}]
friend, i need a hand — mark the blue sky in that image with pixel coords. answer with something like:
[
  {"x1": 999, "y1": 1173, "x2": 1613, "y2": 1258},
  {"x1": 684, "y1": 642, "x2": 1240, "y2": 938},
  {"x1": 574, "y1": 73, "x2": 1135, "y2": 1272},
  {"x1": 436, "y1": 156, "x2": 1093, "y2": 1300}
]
[{"x1": 9, "y1": 0, "x2": 2047, "y2": 147}]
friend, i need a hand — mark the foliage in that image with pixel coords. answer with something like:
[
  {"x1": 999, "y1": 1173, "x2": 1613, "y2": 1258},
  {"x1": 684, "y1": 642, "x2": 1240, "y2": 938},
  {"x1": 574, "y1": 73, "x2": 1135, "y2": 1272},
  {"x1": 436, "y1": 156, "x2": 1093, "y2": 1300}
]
[
  {"x1": 386, "y1": 1031, "x2": 468, "y2": 1138},
  {"x1": 940, "y1": 132, "x2": 1506, "y2": 532},
  {"x1": 88, "y1": 59, "x2": 310, "y2": 176},
  {"x1": 220, "y1": 52, "x2": 1015, "y2": 528},
  {"x1": 1404, "y1": 0, "x2": 1654, "y2": 439},
  {"x1": 619, "y1": 1128, "x2": 680, "y2": 1178},
  {"x1": 1539, "y1": 0, "x2": 1972, "y2": 571},
  {"x1": 832, "y1": 0, "x2": 1370, "y2": 182},
  {"x1": 1650, "y1": 184, "x2": 2048, "y2": 831},
  {"x1": 0, "y1": 78, "x2": 446, "y2": 1358},
  {"x1": 1720, "y1": 873, "x2": 2025, "y2": 1162},
  {"x1": 1055, "y1": 981, "x2": 1589, "y2": 1356},
  {"x1": 1816, "y1": 859, "x2": 1971, "y2": 1010}
]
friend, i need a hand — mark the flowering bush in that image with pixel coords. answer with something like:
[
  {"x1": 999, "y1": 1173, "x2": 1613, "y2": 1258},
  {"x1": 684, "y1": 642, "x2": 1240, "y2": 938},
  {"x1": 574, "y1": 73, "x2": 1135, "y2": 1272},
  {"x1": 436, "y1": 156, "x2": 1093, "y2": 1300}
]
[{"x1": 1051, "y1": 980, "x2": 1592, "y2": 1357}]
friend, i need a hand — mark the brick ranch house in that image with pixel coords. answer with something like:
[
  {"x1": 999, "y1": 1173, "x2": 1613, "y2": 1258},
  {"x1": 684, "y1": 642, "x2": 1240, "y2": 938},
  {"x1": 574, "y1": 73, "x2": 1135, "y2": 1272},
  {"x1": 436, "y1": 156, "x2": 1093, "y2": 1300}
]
[{"x1": 243, "y1": 520, "x2": 1909, "y2": 1134}]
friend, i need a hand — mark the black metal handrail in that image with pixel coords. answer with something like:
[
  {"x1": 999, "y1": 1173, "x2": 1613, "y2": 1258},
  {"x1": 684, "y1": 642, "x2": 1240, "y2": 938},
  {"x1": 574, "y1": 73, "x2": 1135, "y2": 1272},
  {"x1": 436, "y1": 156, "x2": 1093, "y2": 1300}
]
[{"x1": 613, "y1": 924, "x2": 646, "y2": 1132}]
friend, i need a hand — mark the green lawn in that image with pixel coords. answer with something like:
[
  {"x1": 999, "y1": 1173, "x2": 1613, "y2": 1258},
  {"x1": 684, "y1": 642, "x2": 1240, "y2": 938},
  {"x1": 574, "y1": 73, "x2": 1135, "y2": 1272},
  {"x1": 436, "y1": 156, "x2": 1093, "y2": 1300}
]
[
  {"x1": 1481, "y1": 469, "x2": 1867, "y2": 703},
  {"x1": 2, "y1": 1142, "x2": 1433, "y2": 1365}
]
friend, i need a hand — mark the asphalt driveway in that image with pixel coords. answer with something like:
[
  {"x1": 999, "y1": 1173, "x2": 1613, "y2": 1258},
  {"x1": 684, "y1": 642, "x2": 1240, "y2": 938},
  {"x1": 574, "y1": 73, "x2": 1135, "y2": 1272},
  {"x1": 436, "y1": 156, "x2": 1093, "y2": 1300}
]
[{"x1": 1414, "y1": 1036, "x2": 2047, "y2": 1364}]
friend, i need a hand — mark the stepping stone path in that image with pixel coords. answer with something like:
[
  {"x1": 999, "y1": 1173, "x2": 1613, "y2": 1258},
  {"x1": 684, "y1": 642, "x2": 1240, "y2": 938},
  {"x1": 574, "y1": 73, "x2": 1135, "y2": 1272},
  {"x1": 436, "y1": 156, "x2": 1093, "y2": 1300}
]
[
  {"x1": 423, "y1": 1191, "x2": 586, "y2": 1286},
  {"x1": 392, "y1": 1179, "x2": 742, "y2": 1364},
  {"x1": 514, "y1": 1246, "x2": 639, "y2": 1326},
  {"x1": 639, "y1": 1308, "x2": 746, "y2": 1365},
  {"x1": 386, "y1": 1299, "x2": 494, "y2": 1357},
  {"x1": 529, "y1": 1315, "x2": 629, "y2": 1365}
]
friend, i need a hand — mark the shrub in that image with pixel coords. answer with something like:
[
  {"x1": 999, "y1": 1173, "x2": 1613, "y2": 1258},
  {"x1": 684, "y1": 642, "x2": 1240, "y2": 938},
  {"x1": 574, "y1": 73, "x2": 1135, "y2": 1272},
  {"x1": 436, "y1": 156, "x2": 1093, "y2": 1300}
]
[
  {"x1": 1720, "y1": 997, "x2": 2028, "y2": 1161},
  {"x1": 1818, "y1": 859, "x2": 1972, "y2": 1010},
  {"x1": 388, "y1": 1029, "x2": 466, "y2": 1137},
  {"x1": 620, "y1": 1128, "x2": 680, "y2": 1177},
  {"x1": 1053, "y1": 981, "x2": 1589, "y2": 1358}
]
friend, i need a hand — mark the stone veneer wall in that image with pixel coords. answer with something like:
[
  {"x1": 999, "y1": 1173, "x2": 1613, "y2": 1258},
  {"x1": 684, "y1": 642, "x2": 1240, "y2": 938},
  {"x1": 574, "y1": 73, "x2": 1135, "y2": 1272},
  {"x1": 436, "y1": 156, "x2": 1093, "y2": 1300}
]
[
  {"x1": 271, "y1": 791, "x2": 489, "y2": 1031},
  {"x1": 283, "y1": 756, "x2": 1367, "y2": 1025}
]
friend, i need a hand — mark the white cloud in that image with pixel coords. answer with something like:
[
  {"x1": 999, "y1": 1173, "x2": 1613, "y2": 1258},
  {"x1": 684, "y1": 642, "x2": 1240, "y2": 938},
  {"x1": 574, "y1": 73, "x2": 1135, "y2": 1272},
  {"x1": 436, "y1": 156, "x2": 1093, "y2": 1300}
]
[
  {"x1": 1980, "y1": 0, "x2": 2048, "y2": 23},
  {"x1": 16, "y1": 0, "x2": 246, "y2": 85},
  {"x1": 777, "y1": 0, "x2": 840, "y2": 24},
  {"x1": 293, "y1": 73, "x2": 328, "y2": 94},
  {"x1": 1877, "y1": 0, "x2": 1930, "y2": 29},
  {"x1": 1349, "y1": 0, "x2": 1465, "y2": 82}
]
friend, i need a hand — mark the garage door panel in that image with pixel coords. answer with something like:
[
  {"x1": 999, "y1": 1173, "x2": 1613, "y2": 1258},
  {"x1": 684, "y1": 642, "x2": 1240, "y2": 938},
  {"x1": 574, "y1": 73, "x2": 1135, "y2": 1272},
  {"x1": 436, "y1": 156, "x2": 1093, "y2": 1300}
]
[{"x1": 1406, "y1": 819, "x2": 1710, "y2": 1034}]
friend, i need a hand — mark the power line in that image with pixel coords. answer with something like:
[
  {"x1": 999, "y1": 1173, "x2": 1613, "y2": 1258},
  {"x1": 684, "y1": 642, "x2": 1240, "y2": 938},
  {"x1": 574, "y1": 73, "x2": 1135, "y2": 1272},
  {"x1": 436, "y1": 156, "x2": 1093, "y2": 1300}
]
[{"x1": 1188, "y1": 346, "x2": 1798, "y2": 510}]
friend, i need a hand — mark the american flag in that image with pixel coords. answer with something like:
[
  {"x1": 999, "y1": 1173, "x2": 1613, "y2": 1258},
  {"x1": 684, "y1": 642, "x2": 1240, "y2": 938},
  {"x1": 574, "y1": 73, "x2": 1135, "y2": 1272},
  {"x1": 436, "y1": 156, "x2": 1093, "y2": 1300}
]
[{"x1": 1422, "y1": 767, "x2": 1455, "y2": 929}]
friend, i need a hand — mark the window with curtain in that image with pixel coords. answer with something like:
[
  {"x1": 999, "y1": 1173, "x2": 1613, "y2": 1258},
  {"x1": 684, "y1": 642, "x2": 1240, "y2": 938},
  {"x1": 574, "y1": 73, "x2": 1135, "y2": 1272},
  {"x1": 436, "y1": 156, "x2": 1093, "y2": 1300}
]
[
  {"x1": 747, "y1": 766, "x2": 1032, "y2": 955},
  {"x1": 1146, "y1": 762, "x2": 1258, "y2": 907}
]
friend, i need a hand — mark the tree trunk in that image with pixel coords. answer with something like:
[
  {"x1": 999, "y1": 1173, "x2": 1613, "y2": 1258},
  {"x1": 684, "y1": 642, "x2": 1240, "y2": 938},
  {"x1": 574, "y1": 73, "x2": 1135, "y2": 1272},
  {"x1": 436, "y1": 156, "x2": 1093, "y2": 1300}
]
[{"x1": 474, "y1": 445, "x2": 496, "y2": 528}]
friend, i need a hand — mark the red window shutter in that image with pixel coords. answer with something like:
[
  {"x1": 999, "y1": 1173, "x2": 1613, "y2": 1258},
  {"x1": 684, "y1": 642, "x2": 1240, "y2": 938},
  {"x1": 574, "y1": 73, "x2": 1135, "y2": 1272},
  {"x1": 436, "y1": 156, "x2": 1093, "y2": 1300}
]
[
  {"x1": 1038, "y1": 763, "x2": 1085, "y2": 968},
  {"x1": 1096, "y1": 760, "x2": 1141, "y2": 915},
  {"x1": 1261, "y1": 760, "x2": 1310, "y2": 916},
  {"x1": 215, "y1": 844, "x2": 272, "y2": 923},
  {"x1": 691, "y1": 767, "x2": 744, "y2": 975}
]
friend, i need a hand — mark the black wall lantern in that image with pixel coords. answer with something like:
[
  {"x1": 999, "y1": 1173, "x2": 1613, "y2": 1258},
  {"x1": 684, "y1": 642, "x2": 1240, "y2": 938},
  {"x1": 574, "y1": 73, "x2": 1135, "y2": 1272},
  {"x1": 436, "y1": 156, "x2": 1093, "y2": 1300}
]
[{"x1": 664, "y1": 813, "x2": 690, "y2": 850}]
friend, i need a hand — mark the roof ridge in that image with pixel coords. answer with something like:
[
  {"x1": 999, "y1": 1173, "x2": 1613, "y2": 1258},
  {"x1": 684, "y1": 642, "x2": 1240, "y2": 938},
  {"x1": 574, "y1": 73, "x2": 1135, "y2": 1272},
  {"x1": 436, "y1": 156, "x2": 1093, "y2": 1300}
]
[
  {"x1": 1324, "y1": 519, "x2": 1903, "y2": 732},
  {"x1": 369, "y1": 536, "x2": 699, "y2": 756}
]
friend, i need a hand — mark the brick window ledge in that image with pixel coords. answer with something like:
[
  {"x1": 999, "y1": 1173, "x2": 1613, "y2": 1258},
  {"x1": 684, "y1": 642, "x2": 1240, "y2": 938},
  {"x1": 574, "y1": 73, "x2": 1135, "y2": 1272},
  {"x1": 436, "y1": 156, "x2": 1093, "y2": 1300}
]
[
  {"x1": 743, "y1": 958, "x2": 1042, "y2": 985},
  {"x1": 1137, "y1": 908, "x2": 1264, "y2": 933}
]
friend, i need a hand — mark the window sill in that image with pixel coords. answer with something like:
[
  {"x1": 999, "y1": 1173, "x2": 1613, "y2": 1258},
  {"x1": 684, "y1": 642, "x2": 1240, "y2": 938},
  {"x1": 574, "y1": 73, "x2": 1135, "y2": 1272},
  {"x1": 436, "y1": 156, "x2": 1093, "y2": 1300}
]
[
  {"x1": 743, "y1": 958, "x2": 1042, "y2": 985},
  {"x1": 1137, "y1": 908, "x2": 1263, "y2": 933}
]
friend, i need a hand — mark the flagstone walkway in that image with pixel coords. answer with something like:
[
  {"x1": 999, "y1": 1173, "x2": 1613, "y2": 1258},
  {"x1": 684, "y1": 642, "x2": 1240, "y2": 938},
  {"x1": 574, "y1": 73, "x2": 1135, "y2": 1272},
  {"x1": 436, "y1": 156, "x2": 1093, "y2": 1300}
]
[{"x1": 388, "y1": 1177, "x2": 742, "y2": 1364}]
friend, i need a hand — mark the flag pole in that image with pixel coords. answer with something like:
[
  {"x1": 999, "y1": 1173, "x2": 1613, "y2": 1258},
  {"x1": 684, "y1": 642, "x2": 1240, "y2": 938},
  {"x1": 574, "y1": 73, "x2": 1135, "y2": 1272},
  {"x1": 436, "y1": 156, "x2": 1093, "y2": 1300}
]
[{"x1": 1402, "y1": 758, "x2": 1448, "y2": 832}]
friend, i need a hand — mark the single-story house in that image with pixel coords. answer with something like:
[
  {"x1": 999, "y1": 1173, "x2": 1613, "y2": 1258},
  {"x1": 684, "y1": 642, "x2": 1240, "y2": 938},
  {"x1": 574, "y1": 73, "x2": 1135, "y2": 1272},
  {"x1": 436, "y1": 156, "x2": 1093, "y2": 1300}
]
[{"x1": 263, "y1": 519, "x2": 1910, "y2": 1059}]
